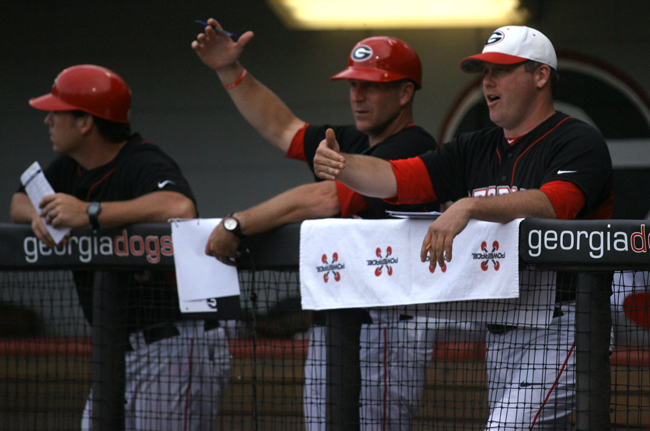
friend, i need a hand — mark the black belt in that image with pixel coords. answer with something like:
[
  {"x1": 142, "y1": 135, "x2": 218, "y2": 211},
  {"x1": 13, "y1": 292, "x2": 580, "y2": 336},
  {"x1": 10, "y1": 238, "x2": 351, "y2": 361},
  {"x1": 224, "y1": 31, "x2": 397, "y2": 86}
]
[
  {"x1": 142, "y1": 323, "x2": 180, "y2": 344},
  {"x1": 203, "y1": 320, "x2": 221, "y2": 331},
  {"x1": 126, "y1": 321, "x2": 220, "y2": 351},
  {"x1": 486, "y1": 324, "x2": 518, "y2": 335},
  {"x1": 486, "y1": 307, "x2": 565, "y2": 336}
]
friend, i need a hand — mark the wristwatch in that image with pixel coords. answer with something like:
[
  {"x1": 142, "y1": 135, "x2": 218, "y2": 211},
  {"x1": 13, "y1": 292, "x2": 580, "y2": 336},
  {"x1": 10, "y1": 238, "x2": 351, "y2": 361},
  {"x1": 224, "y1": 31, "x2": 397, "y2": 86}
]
[
  {"x1": 87, "y1": 202, "x2": 102, "y2": 230},
  {"x1": 222, "y1": 213, "x2": 244, "y2": 239}
]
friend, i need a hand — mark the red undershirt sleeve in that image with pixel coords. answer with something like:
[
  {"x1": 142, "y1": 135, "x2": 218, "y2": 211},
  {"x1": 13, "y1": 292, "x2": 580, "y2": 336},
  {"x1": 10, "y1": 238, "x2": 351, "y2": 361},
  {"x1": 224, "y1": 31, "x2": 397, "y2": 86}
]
[
  {"x1": 285, "y1": 123, "x2": 309, "y2": 161},
  {"x1": 384, "y1": 157, "x2": 437, "y2": 205},
  {"x1": 540, "y1": 180, "x2": 586, "y2": 220},
  {"x1": 336, "y1": 182, "x2": 371, "y2": 218}
]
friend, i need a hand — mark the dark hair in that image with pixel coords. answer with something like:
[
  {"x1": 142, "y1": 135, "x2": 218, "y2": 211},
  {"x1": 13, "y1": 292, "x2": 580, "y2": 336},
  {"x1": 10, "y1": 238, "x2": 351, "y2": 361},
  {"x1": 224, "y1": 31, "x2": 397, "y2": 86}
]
[
  {"x1": 71, "y1": 110, "x2": 131, "y2": 143},
  {"x1": 393, "y1": 78, "x2": 418, "y2": 105},
  {"x1": 524, "y1": 60, "x2": 559, "y2": 96}
]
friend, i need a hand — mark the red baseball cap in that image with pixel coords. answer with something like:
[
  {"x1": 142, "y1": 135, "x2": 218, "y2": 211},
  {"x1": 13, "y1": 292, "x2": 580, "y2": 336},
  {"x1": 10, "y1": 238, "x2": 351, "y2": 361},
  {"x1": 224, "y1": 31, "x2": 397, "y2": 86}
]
[
  {"x1": 29, "y1": 65, "x2": 131, "y2": 123},
  {"x1": 331, "y1": 36, "x2": 422, "y2": 89}
]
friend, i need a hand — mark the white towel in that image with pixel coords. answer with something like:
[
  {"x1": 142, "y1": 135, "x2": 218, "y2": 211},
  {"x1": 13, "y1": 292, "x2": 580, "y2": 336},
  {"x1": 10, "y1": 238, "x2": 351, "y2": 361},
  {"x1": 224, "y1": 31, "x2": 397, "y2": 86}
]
[
  {"x1": 407, "y1": 219, "x2": 520, "y2": 303},
  {"x1": 299, "y1": 218, "x2": 553, "y2": 327},
  {"x1": 299, "y1": 218, "x2": 410, "y2": 310}
]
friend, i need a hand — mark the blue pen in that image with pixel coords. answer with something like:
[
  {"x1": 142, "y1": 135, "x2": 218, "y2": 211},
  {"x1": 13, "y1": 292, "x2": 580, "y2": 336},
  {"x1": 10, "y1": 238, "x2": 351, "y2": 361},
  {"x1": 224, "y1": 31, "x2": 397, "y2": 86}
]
[{"x1": 196, "y1": 20, "x2": 239, "y2": 42}]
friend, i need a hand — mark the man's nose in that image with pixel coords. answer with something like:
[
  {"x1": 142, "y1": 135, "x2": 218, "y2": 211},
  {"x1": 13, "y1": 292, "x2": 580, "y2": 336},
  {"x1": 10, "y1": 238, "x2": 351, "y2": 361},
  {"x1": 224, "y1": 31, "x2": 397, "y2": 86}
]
[{"x1": 351, "y1": 85, "x2": 366, "y2": 100}]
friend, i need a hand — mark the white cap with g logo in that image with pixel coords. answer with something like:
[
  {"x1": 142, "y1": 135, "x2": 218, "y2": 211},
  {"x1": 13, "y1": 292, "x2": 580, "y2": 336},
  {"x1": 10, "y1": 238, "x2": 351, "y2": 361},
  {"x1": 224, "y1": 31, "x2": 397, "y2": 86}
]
[{"x1": 460, "y1": 26, "x2": 557, "y2": 73}]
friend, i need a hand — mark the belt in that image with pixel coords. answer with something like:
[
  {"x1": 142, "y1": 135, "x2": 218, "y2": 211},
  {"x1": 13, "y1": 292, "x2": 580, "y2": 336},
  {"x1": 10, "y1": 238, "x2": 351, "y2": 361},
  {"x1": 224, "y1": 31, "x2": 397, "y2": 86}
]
[
  {"x1": 486, "y1": 307, "x2": 565, "y2": 336},
  {"x1": 312, "y1": 311, "x2": 413, "y2": 326},
  {"x1": 126, "y1": 321, "x2": 220, "y2": 351},
  {"x1": 203, "y1": 320, "x2": 221, "y2": 331},
  {"x1": 486, "y1": 324, "x2": 518, "y2": 335}
]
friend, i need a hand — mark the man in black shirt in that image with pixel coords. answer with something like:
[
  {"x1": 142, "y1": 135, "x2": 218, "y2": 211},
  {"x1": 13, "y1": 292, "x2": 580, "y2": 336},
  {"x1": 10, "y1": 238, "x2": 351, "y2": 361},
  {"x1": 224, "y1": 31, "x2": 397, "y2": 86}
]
[
  {"x1": 314, "y1": 26, "x2": 613, "y2": 430},
  {"x1": 11, "y1": 65, "x2": 230, "y2": 431},
  {"x1": 192, "y1": 23, "x2": 479, "y2": 431}
]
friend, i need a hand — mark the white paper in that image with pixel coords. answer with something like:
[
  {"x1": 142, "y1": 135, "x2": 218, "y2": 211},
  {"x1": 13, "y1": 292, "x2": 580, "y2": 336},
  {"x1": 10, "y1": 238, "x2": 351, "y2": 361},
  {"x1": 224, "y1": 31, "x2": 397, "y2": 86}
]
[
  {"x1": 20, "y1": 161, "x2": 71, "y2": 244},
  {"x1": 171, "y1": 218, "x2": 241, "y2": 302}
]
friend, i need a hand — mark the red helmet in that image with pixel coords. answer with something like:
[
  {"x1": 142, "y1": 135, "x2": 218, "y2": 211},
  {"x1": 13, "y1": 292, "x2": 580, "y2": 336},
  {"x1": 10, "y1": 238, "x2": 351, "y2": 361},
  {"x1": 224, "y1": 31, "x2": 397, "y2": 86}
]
[
  {"x1": 29, "y1": 65, "x2": 131, "y2": 123},
  {"x1": 330, "y1": 36, "x2": 422, "y2": 89}
]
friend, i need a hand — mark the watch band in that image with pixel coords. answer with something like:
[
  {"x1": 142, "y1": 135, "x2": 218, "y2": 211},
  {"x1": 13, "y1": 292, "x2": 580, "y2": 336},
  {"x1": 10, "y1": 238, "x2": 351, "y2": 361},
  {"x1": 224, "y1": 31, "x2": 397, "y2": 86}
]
[{"x1": 87, "y1": 202, "x2": 102, "y2": 231}]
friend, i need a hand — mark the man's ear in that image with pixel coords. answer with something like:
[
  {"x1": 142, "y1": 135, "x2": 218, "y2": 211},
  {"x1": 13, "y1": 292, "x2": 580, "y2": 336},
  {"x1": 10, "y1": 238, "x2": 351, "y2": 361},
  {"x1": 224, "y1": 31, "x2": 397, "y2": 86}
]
[
  {"x1": 535, "y1": 64, "x2": 552, "y2": 90},
  {"x1": 77, "y1": 114, "x2": 94, "y2": 135},
  {"x1": 400, "y1": 81, "x2": 416, "y2": 107}
]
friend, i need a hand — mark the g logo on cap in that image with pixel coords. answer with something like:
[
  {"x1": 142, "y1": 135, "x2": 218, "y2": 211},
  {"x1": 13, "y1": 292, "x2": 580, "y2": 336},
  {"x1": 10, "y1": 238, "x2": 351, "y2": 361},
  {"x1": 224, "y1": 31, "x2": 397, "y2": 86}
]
[
  {"x1": 486, "y1": 31, "x2": 504, "y2": 46},
  {"x1": 352, "y1": 45, "x2": 373, "y2": 61}
]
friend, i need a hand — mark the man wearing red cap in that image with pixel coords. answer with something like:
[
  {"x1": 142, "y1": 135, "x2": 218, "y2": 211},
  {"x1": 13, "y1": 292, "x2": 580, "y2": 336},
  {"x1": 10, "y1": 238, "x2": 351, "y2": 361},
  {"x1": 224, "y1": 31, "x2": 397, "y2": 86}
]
[
  {"x1": 10, "y1": 65, "x2": 231, "y2": 431},
  {"x1": 314, "y1": 25, "x2": 613, "y2": 430},
  {"x1": 192, "y1": 19, "x2": 481, "y2": 431}
]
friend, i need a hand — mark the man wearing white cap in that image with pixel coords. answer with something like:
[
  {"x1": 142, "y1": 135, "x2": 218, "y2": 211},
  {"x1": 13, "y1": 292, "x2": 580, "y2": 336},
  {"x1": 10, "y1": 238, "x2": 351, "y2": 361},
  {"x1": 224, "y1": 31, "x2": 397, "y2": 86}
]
[{"x1": 314, "y1": 26, "x2": 613, "y2": 430}]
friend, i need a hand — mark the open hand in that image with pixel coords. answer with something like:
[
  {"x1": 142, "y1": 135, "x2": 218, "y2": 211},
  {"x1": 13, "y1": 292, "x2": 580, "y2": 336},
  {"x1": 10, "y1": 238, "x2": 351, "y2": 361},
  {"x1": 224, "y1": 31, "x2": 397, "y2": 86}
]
[{"x1": 191, "y1": 18, "x2": 254, "y2": 71}]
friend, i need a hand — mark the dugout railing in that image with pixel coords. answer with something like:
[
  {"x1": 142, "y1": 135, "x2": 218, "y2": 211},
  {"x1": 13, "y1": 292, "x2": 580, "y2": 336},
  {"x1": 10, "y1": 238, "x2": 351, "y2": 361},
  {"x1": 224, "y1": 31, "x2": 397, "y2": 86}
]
[{"x1": 0, "y1": 220, "x2": 648, "y2": 431}]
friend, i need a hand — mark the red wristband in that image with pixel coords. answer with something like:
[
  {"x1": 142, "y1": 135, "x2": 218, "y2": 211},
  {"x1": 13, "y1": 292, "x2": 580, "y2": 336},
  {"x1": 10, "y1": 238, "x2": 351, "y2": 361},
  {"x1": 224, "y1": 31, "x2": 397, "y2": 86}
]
[{"x1": 223, "y1": 68, "x2": 247, "y2": 90}]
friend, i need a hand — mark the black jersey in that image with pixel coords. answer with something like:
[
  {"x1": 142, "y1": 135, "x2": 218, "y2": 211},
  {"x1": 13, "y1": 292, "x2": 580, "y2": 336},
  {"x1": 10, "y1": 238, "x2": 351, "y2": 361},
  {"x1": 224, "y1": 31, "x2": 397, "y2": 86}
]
[
  {"x1": 303, "y1": 124, "x2": 439, "y2": 217},
  {"x1": 43, "y1": 133, "x2": 196, "y2": 205},
  {"x1": 39, "y1": 133, "x2": 196, "y2": 332},
  {"x1": 413, "y1": 112, "x2": 613, "y2": 302},
  {"x1": 419, "y1": 112, "x2": 613, "y2": 217}
]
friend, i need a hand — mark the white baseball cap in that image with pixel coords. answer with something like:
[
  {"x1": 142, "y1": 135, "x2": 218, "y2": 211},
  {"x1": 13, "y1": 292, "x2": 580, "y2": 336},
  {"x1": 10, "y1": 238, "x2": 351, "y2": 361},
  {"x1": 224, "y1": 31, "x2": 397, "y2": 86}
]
[{"x1": 460, "y1": 26, "x2": 557, "y2": 73}]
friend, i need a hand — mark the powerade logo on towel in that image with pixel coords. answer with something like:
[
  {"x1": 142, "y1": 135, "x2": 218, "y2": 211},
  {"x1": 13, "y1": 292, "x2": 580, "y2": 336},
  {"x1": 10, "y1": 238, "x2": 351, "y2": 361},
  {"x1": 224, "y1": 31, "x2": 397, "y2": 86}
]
[
  {"x1": 472, "y1": 241, "x2": 505, "y2": 271},
  {"x1": 316, "y1": 252, "x2": 344, "y2": 282},
  {"x1": 352, "y1": 45, "x2": 373, "y2": 62},
  {"x1": 366, "y1": 246, "x2": 398, "y2": 276}
]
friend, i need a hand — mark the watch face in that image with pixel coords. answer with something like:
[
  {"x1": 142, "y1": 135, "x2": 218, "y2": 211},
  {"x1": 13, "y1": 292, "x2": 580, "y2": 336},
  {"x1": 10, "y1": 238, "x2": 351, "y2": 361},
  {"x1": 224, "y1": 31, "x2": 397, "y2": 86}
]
[
  {"x1": 88, "y1": 203, "x2": 101, "y2": 216},
  {"x1": 223, "y1": 217, "x2": 238, "y2": 231}
]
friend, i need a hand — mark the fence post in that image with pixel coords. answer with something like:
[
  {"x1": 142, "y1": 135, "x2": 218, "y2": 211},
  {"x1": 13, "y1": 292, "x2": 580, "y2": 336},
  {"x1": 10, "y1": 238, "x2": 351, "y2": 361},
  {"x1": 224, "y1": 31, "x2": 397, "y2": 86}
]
[
  {"x1": 92, "y1": 271, "x2": 128, "y2": 431},
  {"x1": 575, "y1": 272, "x2": 612, "y2": 431},
  {"x1": 326, "y1": 309, "x2": 364, "y2": 431}
]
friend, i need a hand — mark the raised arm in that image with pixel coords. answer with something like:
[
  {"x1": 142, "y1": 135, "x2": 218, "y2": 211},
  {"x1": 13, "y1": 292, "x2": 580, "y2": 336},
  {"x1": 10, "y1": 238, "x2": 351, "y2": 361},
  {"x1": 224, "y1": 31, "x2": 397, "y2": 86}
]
[
  {"x1": 192, "y1": 18, "x2": 305, "y2": 152},
  {"x1": 206, "y1": 181, "x2": 341, "y2": 264},
  {"x1": 314, "y1": 128, "x2": 398, "y2": 198}
]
